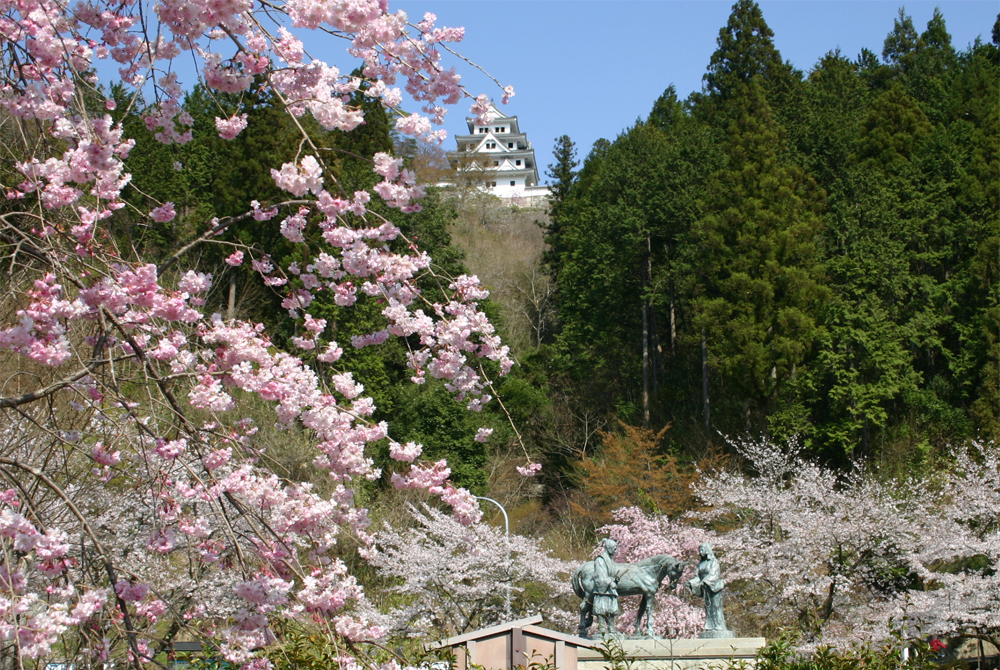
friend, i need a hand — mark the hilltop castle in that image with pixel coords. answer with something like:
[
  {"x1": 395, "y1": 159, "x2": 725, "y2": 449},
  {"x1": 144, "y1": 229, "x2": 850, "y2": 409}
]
[{"x1": 448, "y1": 102, "x2": 550, "y2": 205}]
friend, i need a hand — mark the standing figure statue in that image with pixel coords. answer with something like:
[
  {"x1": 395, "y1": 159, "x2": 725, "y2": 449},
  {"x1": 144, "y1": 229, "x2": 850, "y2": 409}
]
[
  {"x1": 591, "y1": 538, "x2": 620, "y2": 636},
  {"x1": 687, "y1": 543, "x2": 733, "y2": 639}
]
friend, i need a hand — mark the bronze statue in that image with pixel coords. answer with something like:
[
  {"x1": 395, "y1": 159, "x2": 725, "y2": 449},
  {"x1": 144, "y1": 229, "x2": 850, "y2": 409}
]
[
  {"x1": 572, "y1": 539, "x2": 685, "y2": 639},
  {"x1": 687, "y1": 542, "x2": 733, "y2": 638}
]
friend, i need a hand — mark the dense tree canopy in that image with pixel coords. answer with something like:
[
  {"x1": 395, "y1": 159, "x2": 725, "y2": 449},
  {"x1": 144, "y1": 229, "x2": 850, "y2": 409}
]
[{"x1": 544, "y1": 1, "x2": 999, "y2": 464}]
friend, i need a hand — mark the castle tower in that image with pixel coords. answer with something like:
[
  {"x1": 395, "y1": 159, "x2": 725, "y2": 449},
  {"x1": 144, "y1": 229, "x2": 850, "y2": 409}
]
[{"x1": 448, "y1": 102, "x2": 550, "y2": 204}]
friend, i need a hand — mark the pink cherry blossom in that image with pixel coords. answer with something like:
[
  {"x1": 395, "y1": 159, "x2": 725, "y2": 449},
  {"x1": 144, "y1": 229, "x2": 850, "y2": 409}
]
[
  {"x1": 0, "y1": 0, "x2": 523, "y2": 662},
  {"x1": 177, "y1": 270, "x2": 212, "y2": 293},
  {"x1": 91, "y1": 442, "x2": 121, "y2": 466},
  {"x1": 271, "y1": 156, "x2": 323, "y2": 197},
  {"x1": 203, "y1": 447, "x2": 232, "y2": 470},
  {"x1": 515, "y1": 462, "x2": 541, "y2": 477},
  {"x1": 215, "y1": 113, "x2": 249, "y2": 139},
  {"x1": 388, "y1": 441, "x2": 422, "y2": 462},
  {"x1": 150, "y1": 202, "x2": 177, "y2": 222}
]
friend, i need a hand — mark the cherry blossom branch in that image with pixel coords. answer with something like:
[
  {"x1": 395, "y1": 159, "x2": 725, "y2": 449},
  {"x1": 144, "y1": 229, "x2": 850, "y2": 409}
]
[
  {"x1": 156, "y1": 200, "x2": 311, "y2": 275},
  {"x1": 0, "y1": 365, "x2": 100, "y2": 408},
  {"x1": 0, "y1": 456, "x2": 146, "y2": 668}
]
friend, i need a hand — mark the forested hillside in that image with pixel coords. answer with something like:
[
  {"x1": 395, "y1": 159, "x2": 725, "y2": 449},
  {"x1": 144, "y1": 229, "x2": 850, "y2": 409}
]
[
  {"x1": 533, "y1": 2, "x2": 999, "y2": 474},
  {"x1": 108, "y1": 0, "x2": 1000, "y2": 502}
]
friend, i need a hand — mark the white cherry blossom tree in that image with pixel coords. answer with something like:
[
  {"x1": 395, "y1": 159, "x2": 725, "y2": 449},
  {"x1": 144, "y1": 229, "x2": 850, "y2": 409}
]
[
  {"x1": 369, "y1": 504, "x2": 575, "y2": 638},
  {"x1": 693, "y1": 437, "x2": 1000, "y2": 649}
]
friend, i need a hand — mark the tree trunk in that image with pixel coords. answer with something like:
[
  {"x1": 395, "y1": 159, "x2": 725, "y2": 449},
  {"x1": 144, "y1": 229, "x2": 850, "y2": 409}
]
[
  {"x1": 669, "y1": 278, "x2": 677, "y2": 357},
  {"x1": 227, "y1": 268, "x2": 237, "y2": 321},
  {"x1": 641, "y1": 233, "x2": 652, "y2": 429},
  {"x1": 642, "y1": 296, "x2": 650, "y2": 429},
  {"x1": 647, "y1": 234, "x2": 659, "y2": 403},
  {"x1": 702, "y1": 329, "x2": 711, "y2": 442},
  {"x1": 650, "y1": 303, "x2": 660, "y2": 399},
  {"x1": 862, "y1": 415, "x2": 869, "y2": 455}
]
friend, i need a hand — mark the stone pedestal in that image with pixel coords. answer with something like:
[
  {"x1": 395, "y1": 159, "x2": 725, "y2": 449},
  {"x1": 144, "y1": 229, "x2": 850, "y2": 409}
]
[{"x1": 577, "y1": 637, "x2": 767, "y2": 670}]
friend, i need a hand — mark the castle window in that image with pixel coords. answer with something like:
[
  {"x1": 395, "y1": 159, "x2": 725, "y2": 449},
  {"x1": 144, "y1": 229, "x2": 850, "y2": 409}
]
[
  {"x1": 510, "y1": 180, "x2": 516, "y2": 186},
  {"x1": 516, "y1": 160, "x2": 522, "y2": 166},
  {"x1": 508, "y1": 142, "x2": 514, "y2": 148},
  {"x1": 493, "y1": 161, "x2": 499, "y2": 166}
]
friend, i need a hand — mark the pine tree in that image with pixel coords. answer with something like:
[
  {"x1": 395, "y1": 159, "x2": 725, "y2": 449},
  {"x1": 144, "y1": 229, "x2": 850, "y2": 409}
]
[
  {"x1": 792, "y1": 50, "x2": 871, "y2": 190},
  {"x1": 647, "y1": 84, "x2": 685, "y2": 130},
  {"x1": 541, "y1": 135, "x2": 579, "y2": 279},
  {"x1": 812, "y1": 164, "x2": 924, "y2": 460},
  {"x1": 855, "y1": 83, "x2": 932, "y2": 170},
  {"x1": 903, "y1": 9, "x2": 958, "y2": 123},
  {"x1": 882, "y1": 8, "x2": 920, "y2": 72}
]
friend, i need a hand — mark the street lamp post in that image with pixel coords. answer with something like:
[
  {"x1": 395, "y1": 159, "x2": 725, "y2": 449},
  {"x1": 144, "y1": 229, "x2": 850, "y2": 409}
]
[{"x1": 475, "y1": 496, "x2": 511, "y2": 620}]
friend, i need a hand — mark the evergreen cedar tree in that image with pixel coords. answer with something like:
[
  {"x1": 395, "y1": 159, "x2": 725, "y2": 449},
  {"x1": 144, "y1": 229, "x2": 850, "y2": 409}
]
[
  {"x1": 547, "y1": 0, "x2": 999, "y2": 462},
  {"x1": 540, "y1": 134, "x2": 578, "y2": 279}
]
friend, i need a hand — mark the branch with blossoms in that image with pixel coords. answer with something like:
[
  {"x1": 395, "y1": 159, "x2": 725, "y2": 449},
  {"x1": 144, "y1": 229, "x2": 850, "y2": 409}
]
[
  {"x1": 692, "y1": 436, "x2": 1000, "y2": 650},
  {"x1": 369, "y1": 504, "x2": 575, "y2": 638},
  {"x1": 0, "y1": 0, "x2": 526, "y2": 666}
]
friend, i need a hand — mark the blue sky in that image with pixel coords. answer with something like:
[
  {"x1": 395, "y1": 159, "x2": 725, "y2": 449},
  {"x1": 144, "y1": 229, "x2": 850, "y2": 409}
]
[{"x1": 392, "y1": 1, "x2": 998, "y2": 181}]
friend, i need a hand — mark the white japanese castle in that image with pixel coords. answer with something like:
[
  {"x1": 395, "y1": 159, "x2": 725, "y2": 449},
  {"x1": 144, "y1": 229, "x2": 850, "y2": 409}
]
[{"x1": 448, "y1": 102, "x2": 550, "y2": 204}]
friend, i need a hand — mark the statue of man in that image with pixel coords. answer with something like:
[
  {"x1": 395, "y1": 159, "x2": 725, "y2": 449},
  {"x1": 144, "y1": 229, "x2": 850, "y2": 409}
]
[
  {"x1": 687, "y1": 542, "x2": 732, "y2": 638},
  {"x1": 591, "y1": 538, "x2": 619, "y2": 636}
]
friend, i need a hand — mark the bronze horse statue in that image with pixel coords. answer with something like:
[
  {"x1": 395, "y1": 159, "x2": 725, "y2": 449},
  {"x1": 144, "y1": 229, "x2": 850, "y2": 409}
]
[{"x1": 571, "y1": 553, "x2": 685, "y2": 638}]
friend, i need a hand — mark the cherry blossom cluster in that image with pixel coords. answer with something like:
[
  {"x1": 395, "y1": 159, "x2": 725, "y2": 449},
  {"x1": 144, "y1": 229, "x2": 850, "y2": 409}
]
[
  {"x1": 0, "y1": 0, "x2": 520, "y2": 663},
  {"x1": 692, "y1": 437, "x2": 1000, "y2": 649},
  {"x1": 369, "y1": 504, "x2": 575, "y2": 637},
  {"x1": 0, "y1": 489, "x2": 108, "y2": 659},
  {"x1": 3, "y1": 0, "x2": 505, "y2": 148},
  {"x1": 0, "y1": 241, "x2": 507, "y2": 664}
]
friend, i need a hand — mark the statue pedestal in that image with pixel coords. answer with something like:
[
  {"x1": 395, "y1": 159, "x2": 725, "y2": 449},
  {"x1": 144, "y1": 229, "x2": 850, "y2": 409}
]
[{"x1": 577, "y1": 637, "x2": 766, "y2": 670}]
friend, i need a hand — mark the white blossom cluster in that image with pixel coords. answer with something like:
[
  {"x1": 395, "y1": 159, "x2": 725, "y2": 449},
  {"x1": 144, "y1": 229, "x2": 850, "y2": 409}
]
[{"x1": 694, "y1": 437, "x2": 1000, "y2": 649}]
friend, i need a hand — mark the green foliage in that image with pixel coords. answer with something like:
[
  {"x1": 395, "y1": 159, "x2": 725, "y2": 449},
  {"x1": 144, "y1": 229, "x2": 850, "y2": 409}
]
[
  {"x1": 696, "y1": 0, "x2": 800, "y2": 123},
  {"x1": 387, "y1": 379, "x2": 491, "y2": 490},
  {"x1": 551, "y1": 104, "x2": 720, "y2": 428},
  {"x1": 690, "y1": 78, "x2": 828, "y2": 434},
  {"x1": 541, "y1": 134, "x2": 579, "y2": 279},
  {"x1": 595, "y1": 637, "x2": 637, "y2": 670},
  {"x1": 729, "y1": 632, "x2": 954, "y2": 670},
  {"x1": 542, "y1": 0, "x2": 998, "y2": 465},
  {"x1": 264, "y1": 625, "x2": 411, "y2": 670},
  {"x1": 470, "y1": 653, "x2": 557, "y2": 670}
]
